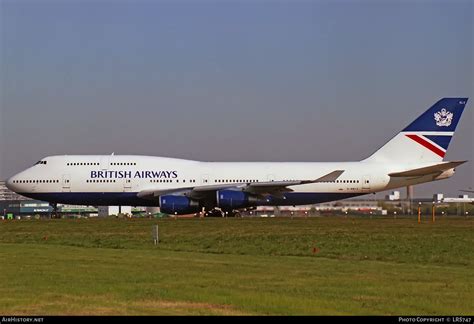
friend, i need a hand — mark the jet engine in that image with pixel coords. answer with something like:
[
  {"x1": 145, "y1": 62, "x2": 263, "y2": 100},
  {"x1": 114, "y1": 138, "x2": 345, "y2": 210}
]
[
  {"x1": 159, "y1": 195, "x2": 200, "y2": 215},
  {"x1": 216, "y1": 190, "x2": 259, "y2": 209}
]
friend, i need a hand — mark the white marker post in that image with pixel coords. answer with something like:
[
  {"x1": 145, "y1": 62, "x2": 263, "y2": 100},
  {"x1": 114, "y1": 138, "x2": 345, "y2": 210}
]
[{"x1": 152, "y1": 224, "x2": 159, "y2": 245}]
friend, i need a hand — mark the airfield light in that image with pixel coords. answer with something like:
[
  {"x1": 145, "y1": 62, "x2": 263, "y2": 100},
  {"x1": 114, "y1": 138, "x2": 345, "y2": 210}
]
[{"x1": 417, "y1": 203, "x2": 422, "y2": 224}]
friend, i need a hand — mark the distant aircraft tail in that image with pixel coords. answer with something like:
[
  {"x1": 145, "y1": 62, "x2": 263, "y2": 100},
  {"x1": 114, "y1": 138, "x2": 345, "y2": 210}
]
[{"x1": 363, "y1": 98, "x2": 468, "y2": 163}]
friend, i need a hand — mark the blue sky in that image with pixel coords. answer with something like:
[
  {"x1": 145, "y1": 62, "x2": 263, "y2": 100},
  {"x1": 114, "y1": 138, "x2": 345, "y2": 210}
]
[{"x1": 1, "y1": 0, "x2": 472, "y2": 197}]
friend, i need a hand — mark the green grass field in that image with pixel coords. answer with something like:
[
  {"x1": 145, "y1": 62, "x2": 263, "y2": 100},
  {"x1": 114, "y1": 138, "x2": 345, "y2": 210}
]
[{"x1": 0, "y1": 216, "x2": 473, "y2": 315}]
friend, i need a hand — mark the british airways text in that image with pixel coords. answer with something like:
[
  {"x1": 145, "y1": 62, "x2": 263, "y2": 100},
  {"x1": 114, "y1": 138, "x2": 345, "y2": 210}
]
[{"x1": 90, "y1": 170, "x2": 178, "y2": 179}]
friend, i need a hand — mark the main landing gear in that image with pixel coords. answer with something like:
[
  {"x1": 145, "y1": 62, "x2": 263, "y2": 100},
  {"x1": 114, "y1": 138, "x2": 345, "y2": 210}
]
[
  {"x1": 223, "y1": 210, "x2": 242, "y2": 218},
  {"x1": 203, "y1": 208, "x2": 225, "y2": 217},
  {"x1": 200, "y1": 208, "x2": 242, "y2": 217},
  {"x1": 50, "y1": 203, "x2": 59, "y2": 219}
]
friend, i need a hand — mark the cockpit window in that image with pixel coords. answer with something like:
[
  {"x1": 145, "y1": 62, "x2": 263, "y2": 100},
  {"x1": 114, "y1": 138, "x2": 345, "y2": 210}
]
[{"x1": 34, "y1": 161, "x2": 47, "y2": 165}]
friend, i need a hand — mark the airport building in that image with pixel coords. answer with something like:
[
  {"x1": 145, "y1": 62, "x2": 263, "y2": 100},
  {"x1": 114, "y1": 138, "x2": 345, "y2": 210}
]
[
  {"x1": 0, "y1": 181, "x2": 28, "y2": 201},
  {"x1": 251, "y1": 199, "x2": 384, "y2": 217}
]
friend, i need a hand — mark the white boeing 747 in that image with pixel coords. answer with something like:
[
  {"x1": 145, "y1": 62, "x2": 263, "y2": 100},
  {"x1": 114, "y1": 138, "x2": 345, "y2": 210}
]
[{"x1": 5, "y1": 98, "x2": 469, "y2": 216}]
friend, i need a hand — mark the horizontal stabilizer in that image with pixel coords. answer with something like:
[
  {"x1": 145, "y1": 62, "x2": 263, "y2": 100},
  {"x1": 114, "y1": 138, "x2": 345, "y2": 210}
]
[{"x1": 388, "y1": 161, "x2": 467, "y2": 177}]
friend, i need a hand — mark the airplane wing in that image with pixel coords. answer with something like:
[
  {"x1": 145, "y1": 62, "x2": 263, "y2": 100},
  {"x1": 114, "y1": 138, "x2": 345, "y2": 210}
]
[
  {"x1": 388, "y1": 161, "x2": 467, "y2": 177},
  {"x1": 137, "y1": 170, "x2": 344, "y2": 200},
  {"x1": 240, "y1": 170, "x2": 344, "y2": 198}
]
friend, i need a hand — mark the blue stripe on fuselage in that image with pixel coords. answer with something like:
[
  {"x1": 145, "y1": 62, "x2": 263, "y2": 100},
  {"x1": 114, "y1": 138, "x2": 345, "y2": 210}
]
[
  {"x1": 21, "y1": 192, "x2": 154, "y2": 207},
  {"x1": 19, "y1": 192, "x2": 366, "y2": 207}
]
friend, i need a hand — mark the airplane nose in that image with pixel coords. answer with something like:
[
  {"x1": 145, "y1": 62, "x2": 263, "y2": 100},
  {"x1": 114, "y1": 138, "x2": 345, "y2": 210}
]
[{"x1": 5, "y1": 177, "x2": 14, "y2": 190}]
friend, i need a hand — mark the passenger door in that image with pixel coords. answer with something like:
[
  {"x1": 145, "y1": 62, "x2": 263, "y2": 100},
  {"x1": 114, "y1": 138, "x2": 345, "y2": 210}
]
[
  {"x1": 201, "y1": 174, "x2": 210, "y2": 185},
  {"x1": 362, "y1": 175, "x2": 371, "y2": 190},
  {"x1": 62, "y1": 174, "x2": 71, "y2": 192},
  {"x1": 100, "y1": 157, "x2": 110, "y2": 170},
  {"x1": 267, "y1": 174, "x2": 276, "y2": 182},
  {"x1": 123, "y1": 178, "x2": 132, "y2": 192}
]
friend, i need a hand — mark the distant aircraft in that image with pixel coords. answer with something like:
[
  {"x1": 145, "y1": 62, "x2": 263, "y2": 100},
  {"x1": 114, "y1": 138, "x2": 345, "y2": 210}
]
[{"x1": 6, "y1": 98, "x2": 469, "y2": 217}]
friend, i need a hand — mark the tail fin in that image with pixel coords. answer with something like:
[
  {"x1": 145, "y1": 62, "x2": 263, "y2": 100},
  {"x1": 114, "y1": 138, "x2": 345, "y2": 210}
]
[{"x1": 364, "y1": 98, "x2": 468, "y2": 163}]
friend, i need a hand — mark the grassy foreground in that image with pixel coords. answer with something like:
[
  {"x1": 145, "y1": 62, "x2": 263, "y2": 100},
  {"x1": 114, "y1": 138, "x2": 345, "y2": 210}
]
[{"x1": 0, "y1": 216, "x2": 473, "y2": 315}]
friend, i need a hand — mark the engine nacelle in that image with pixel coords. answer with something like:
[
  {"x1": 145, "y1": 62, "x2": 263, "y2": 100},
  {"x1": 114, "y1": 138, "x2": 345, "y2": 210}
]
[
  {"x1": 434, "y1": 168, "x2": 456, "y2": 181},
  {"x1": 216, "y1": 190, "x2": 259, "y2": 209},
  {"x1": 159, "y1": 195, "x2": 200, "y2": 215}
]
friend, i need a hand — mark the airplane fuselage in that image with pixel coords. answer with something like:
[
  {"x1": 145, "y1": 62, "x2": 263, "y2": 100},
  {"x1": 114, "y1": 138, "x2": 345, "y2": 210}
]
[{"x1": 6, "y1": 155, "x2": 450, "y2": 208}]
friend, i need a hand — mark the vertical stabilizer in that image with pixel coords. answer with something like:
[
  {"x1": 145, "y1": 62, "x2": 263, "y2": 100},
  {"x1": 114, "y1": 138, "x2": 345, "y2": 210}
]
[{"x1": 364, "y1": 98, "x2": 468, "y2": 163}]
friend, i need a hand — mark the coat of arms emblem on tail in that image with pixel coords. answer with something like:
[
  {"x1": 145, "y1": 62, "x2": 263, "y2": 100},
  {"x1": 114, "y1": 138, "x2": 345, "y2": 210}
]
[{"x1": 434, "y1": 108, "x2": 453, "y2": 127}]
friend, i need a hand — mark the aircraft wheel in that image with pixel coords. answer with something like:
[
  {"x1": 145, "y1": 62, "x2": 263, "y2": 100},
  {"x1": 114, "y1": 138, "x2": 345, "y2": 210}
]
[{"x1": 230, "y1": 211, "x2": 241, "y2": 218}]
